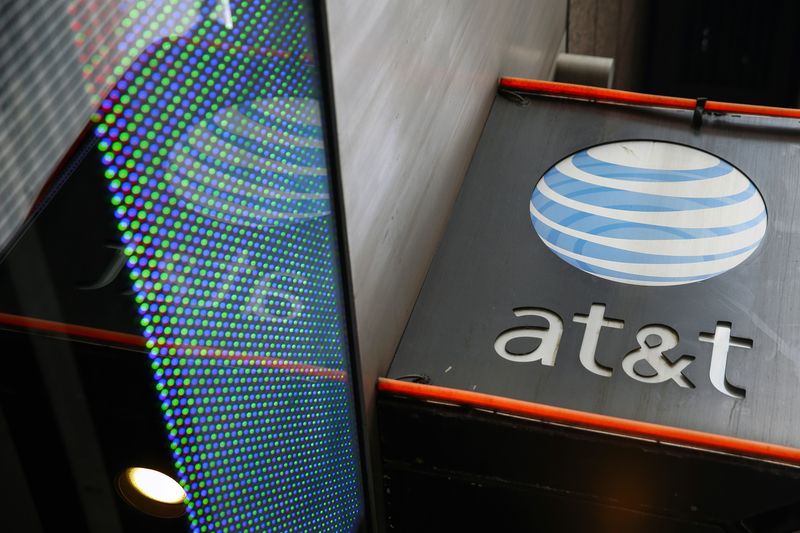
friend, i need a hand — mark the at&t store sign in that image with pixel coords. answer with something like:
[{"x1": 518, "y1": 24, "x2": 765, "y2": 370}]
[
  {"x1": 495, "y1": 141, "x2": 766, "y2": 399},
  {"x1": 389, "y1": 97, "x2": 800, "y2": 450}
]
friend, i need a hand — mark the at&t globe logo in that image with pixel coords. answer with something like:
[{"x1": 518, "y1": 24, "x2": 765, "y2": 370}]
[{"x1": 529, "y1": 140, "x2": 767, "y2": 286}]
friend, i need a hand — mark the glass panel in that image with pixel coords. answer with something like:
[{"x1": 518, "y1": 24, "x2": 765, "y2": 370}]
[{"x1": 0, "y1": 2, "x2": 365, "y2": 531}]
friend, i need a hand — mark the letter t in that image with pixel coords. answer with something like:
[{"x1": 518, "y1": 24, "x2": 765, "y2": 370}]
[
  {"x1": 699, "y1": 322, "x2": 752, "y2": 399},
  {"x1": 573, "y1": 304, "x2": 624, "y2": 377}
]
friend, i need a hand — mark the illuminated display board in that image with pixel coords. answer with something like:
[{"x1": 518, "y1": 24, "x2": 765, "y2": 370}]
[{"x1": 86, "y1": 1, "x2": 364, "y2": 530}]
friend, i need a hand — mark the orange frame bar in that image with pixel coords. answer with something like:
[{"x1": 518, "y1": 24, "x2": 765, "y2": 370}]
[
  {"x1": 500, "y1": 78, "x2": 800, "y2": 120},
  {"x1": 378, "y1": 377, "x2": 800, "y2": 466},
  {"x1": 0, "y1": 312, "x2": 348, "y2": 380},
  {"x1": 0, "y1": 311, "x2": 146, "y2": 348}
]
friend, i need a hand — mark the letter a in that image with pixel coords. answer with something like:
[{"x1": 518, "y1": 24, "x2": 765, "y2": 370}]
[{"x1": 495, "y1": 308, "x2": 563, "y2": 366}]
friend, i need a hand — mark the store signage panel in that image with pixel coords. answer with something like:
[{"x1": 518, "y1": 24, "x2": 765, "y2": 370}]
[{"x1": 389, "y1": 96, "x2": 800, "y2": 447}]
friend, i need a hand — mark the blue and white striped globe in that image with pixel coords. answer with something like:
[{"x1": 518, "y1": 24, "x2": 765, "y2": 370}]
[{"x1": 530, "y1": 141, "x2": 767, "y2": 286}]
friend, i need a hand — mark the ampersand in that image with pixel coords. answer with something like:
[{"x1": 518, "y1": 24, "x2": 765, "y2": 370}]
[{"x1": 622, "y1": 325, "x2": 694, "y2": 388}]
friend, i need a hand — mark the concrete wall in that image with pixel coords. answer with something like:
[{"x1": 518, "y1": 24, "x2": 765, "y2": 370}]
[
  {"x1": 567, "y1": 0, "x2": 650, "y2": 90},
  {"x1": 326, "y1": 0, "x2": 566, "y2": 523}
]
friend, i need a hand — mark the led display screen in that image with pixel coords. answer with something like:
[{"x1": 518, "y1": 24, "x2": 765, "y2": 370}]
[
  {"x1": 0, "y1": 1, "x2": 364, "y2": 531},
  {"x1": 94, "y1": 2, "x2": 364, "y2": 530}
]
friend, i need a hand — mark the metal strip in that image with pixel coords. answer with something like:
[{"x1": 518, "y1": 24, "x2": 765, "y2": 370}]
[{"x1": 378, "y1": 377, "x2": 800, "y2": 466}]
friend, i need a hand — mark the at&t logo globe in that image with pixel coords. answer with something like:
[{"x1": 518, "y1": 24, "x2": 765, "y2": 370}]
[{"x1": 529, "y1": 141, "x2": 767, "y2": 286}]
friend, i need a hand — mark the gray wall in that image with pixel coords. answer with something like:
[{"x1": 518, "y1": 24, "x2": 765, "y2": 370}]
[
  {"x1": 567, "y1": 0, "x2": 650, "y2": 90},
  {"x1": 326, "y1": 0, "x2": 566, "y2": 522}
]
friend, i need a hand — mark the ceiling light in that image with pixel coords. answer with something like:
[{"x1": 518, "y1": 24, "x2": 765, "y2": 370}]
[{"x1": 117, "y1": 467, "x2": 186, "y2": 518}]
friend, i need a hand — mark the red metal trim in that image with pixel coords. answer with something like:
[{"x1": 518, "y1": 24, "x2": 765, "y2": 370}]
[
  {"x1": 499, "y1": 78, "x2": 800, "y2": 120},
  {"x1": 0, "y1": 312, "x2": 347, "y2": 380},
  {"x1": 378, "y1": 377, "x2": 800, "y2": 466},
  {"x1": 0, "y1": 312, "x2": 145, "y2": 347}
]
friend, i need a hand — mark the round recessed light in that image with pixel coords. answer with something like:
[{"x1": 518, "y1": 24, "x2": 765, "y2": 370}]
[{"x1": 117, "y1": 467, "x2": 186, "y2": 518}]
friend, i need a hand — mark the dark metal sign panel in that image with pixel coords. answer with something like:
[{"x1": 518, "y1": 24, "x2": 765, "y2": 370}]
[{"x1": 389, "y1": 93, "x2": 800, "y2": 448}]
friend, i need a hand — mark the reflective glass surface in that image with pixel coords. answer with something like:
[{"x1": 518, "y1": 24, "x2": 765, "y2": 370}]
[{"x1": 0, "y1": 2, "x2": 364, "y2": 531}]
